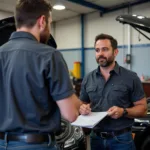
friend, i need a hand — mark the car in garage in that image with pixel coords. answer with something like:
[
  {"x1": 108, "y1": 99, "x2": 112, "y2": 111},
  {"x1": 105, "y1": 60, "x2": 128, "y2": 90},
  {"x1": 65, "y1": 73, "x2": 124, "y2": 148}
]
[
  {"x1": 0, "y1": 16, "x2": 86, "y2": 150},
  {"x1": 116, "y1": 14, "x2": 150, "y2": 150}
]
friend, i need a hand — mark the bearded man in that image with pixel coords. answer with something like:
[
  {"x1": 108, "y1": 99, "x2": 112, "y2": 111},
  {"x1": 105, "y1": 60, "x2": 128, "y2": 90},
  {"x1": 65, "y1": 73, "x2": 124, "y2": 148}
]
[{"x1": 79, "y1": 33, "x2": 147, "y2": 150}]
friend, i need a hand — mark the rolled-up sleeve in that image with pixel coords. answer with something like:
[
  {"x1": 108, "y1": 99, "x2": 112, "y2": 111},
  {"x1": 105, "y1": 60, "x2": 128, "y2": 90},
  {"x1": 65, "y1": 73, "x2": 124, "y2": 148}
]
[
  {"x1": 131, "y1": 74, "x2": 145, "y2": 102},
  {"x1": 47, "y1": 51, "x2": 75, "y2": 101}
]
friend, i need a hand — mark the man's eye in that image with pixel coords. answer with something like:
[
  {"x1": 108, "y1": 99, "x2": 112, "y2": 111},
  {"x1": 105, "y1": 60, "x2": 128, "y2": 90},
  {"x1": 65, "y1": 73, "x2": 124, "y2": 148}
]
[
  {"x1": 95, "y1": 49, "x2": 99, "y2": 52},
  {"x1": 103, "y1": 48, "x2": 109, "y2": 51}
]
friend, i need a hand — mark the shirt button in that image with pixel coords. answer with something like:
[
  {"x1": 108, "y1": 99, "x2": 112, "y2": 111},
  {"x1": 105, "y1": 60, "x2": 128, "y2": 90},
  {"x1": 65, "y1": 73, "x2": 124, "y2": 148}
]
[{"x1": 112, "y1": 84, "x2": 114, "y2": 86}]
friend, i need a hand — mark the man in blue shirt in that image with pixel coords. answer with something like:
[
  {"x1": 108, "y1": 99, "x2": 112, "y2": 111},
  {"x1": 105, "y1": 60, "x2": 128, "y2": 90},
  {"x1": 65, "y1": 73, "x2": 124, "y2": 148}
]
[
  {"x1": 0, "y1": 0, "x2": 81, "y2": 150},
  {"x1": 79, "y1": 33, "x2": 147, "y2": 150}
]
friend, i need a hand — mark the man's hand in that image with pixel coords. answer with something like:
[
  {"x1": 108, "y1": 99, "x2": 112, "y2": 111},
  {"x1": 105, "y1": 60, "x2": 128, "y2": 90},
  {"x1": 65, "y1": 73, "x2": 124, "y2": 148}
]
[
  {"x1": 107, "y1": 106, "x2": 124, "y2": 119},
  {"x1": 79, "y1": 104, "x2": 91, "y2": 115}
]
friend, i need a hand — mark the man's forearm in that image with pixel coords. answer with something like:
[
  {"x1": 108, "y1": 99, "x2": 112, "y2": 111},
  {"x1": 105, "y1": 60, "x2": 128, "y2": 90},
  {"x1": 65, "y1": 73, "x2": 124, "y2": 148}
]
[{"x1": 126, "y1": 105, "x2": 147, "y2": 118}]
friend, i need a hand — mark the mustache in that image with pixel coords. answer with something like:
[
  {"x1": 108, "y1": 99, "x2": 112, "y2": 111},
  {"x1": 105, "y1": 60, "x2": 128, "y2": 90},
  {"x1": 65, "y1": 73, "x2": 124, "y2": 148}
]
[{"x1": 97, "y1": 56, "x2": 106, "y2": 60}]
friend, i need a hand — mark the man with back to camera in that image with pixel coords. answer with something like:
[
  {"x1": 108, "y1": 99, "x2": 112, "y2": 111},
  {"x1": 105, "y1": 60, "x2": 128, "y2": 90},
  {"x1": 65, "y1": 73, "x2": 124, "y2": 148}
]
[
  {"x1": 0, "y1": 0, "x2": 81, "y2": 150},
  {"x1": 79, "y1": 33, "x2": 147, "y2": 150}
]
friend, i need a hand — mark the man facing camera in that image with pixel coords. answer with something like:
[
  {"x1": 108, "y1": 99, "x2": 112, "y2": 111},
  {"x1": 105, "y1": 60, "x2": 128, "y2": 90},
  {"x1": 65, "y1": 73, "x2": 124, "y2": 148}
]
[{"x1": 79, "y1": 33, "x2": 147, "y2": 150}]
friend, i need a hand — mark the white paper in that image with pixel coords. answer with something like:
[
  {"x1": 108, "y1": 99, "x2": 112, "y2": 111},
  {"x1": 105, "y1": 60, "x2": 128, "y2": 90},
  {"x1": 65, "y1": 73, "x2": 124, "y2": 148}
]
[{"x1": 71, "y1": 112, "x2": 108, "y2": 128}]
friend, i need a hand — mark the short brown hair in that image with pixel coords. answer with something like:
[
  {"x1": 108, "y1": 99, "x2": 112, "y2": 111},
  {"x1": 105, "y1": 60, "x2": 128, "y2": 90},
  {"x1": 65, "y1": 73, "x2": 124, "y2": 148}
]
[
  {"x1": 15, "y1": 0, "x2": 52, "y2": 28},
  {"x1": 95, "y1": 33, "x2": 118, "y2": 50}
]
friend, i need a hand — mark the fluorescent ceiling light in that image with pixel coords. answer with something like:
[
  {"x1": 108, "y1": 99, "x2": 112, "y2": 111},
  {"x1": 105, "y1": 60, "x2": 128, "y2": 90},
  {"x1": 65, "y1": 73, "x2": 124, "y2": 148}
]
[
  {"x1": 132, "y1": 14, "x2": 137, "y2": 17},
  {"x1": 119, "y1": 17, "x2": 123, "y2": 20},
  {"x1": 137, "y1": 16, "x2": 145, "y2": 19},
  {"x1": 53, "y1": 4, "x2": 65, "y2": 10}
]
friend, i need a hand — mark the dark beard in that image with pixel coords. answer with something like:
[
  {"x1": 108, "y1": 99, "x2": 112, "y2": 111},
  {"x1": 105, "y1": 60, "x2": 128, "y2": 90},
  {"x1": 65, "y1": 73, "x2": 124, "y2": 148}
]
[
  {"x1": 40, "y1": 34, "x2": 49, "y2": 44},
  {"x1": 40, "y1": 25, "x2": 50, "y2": 44},
  {"x1": 96, "y1": 56, "x2": 114, "y2": 67}
]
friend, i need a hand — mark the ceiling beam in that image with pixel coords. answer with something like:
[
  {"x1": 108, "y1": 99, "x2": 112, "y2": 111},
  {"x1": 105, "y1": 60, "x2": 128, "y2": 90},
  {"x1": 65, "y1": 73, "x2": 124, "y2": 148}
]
[
  {"x1": 65, "y1": 0, "x2": 106, "y2": 12},
  {"x1": 104, "y1": 0, "x2": 150, "y2": 14}
]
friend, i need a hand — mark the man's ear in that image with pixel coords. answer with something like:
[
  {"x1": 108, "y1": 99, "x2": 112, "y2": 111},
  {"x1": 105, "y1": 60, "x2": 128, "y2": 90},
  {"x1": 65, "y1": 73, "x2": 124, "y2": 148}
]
[
  {"x1": 114, "y1": 49, "x2": 119, "y2": 57},
  {"x1": 37, "y1": 15, "x2": 46, "y2": 30}
]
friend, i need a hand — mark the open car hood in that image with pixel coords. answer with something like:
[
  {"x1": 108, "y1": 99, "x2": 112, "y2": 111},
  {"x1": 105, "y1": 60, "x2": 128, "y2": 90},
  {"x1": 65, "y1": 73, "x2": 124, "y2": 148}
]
[
  {"x1": 0, "y1": 16, "x2": 57, "y2": 48},
  {"x1": 0, "y1": 16, "x2": 15, "y2": 46},
  {"x1": 116, "y1": 14, "x2": 150, "y2": 40}
]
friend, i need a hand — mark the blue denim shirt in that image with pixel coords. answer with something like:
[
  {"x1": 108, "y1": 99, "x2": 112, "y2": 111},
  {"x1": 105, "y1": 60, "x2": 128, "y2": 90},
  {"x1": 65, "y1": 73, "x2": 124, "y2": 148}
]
[
  {"x1": 0, "y1": 31, "x2": 74, "y2": 133},
  {"x1": 80, "y1": 62, "x2": 145, "y2": 131}
]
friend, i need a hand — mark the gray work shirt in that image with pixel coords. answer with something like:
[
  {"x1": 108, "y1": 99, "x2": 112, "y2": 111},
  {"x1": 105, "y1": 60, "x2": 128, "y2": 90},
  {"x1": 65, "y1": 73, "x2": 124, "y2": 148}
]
[
  {"x1": 0, "y1": 31, "x2": 74, "y2": 133},
  {"x1": 80, "y1": 62, "x2": 145, "y2": 131}
]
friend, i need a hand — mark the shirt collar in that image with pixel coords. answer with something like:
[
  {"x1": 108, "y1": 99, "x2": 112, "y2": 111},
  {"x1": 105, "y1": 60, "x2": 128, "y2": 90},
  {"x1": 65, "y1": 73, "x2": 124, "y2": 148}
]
[
  {"x1": 96, "y1": 61, "x2": 120, "y2": 75},
  {"x1": 9, "y1": 31, "x2": 38, "y2": 42},
  {"x1": 111, "y1": 62, "x2": 120, "y2": 75}
]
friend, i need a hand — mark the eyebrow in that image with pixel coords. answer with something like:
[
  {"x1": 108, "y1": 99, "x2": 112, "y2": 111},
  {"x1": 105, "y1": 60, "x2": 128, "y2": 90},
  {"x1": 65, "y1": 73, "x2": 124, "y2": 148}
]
[{"x1": 95, "y1": 46, "x2": 109, "y2": 49}]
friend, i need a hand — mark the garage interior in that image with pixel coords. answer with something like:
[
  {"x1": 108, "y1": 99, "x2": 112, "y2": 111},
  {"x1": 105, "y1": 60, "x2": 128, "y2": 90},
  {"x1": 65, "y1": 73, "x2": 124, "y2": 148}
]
[{"x1": 0, "y1": 0, "x2": 150, "y2": 150}]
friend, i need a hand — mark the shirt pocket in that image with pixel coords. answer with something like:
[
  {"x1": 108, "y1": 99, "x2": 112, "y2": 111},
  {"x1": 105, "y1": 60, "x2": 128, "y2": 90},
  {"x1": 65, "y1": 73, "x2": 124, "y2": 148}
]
[
  {"x1": 86, "y1": 86, "x2": 103, "y2": 102},
  {"x1": 113, "y1": 86, "x2": 127, "y2": 93},
  {"x1": 86, "y1": 86, "x2": 104, "y2": 111},
  {"x1": 108, "y1": 85, "x2": 130, "y2": 107},
  {"x1": 86, "y1": 86, "x2": 98, "y2": 100}
]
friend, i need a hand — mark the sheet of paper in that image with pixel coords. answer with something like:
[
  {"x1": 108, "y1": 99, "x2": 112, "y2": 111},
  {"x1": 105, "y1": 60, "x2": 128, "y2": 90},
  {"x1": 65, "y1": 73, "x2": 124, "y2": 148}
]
[{"x1": 71, "y1": 112, "x2": 108, "y2": 128}]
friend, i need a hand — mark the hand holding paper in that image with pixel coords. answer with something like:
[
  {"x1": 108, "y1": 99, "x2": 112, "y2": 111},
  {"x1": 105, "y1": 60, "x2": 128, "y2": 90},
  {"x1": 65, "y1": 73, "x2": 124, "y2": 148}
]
[
  {"x1": 71, "y1": 112, "x2": 108, "y2": 128},
  {"x1": 79, "y1": 103, "x2": 91, "y2": 115}
]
